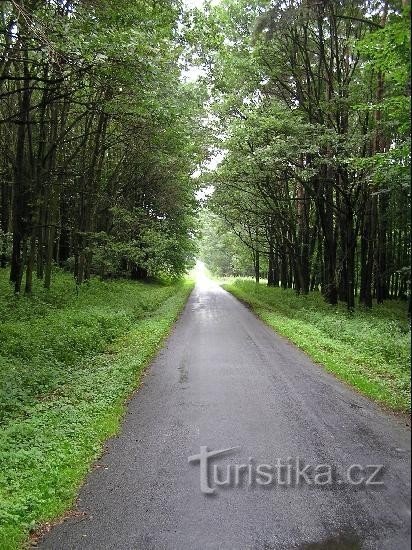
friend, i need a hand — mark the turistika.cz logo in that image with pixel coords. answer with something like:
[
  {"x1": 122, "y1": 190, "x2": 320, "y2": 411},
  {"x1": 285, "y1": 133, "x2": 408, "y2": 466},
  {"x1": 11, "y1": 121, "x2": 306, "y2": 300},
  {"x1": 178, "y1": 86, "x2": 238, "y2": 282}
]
[{"x1": 188, "y1": 446, "x2": 384, "y2": 495}]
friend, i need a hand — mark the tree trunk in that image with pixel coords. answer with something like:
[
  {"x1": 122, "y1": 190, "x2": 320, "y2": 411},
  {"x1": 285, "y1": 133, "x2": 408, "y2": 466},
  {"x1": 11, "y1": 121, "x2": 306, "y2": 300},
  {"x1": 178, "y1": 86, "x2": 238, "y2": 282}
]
[
  {"x1": 10, "y1": 56, "x2": 31, "y2": 292},
  {"x1": 376, "y1": 193, "x2": 389, "y2": 303},
  {"x1": 254, "y1": 248, "x2": 260, "y2": 284},
  {"x1": 24, "y1": 233, "x2": 36, "y2": 294},
  {"x1": 360, "y1": 195, "x2": 376, "y2": 308},
  {"x1": 0, "y1": 175, "x2": 11, "y2": 268},
  {"x1": 267, "y1": 234, "x2": 276, "y2": 286}
]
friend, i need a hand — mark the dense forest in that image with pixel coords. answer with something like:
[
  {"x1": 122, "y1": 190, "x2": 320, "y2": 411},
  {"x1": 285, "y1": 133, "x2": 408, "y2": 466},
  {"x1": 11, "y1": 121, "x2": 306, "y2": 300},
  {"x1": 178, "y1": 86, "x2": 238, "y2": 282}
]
[
  {"x1": 0, "y1": 0, "x2": 410, "y2": 312},
  {"x1": 197, "y1": 0, "x2": 410, "y2": 311},
  {"x1": 0, "y1": 0, "x2": 205, "y2": 293},
  {"x1": 0, "y1": 2, "x2": 410, "y2": 547}
]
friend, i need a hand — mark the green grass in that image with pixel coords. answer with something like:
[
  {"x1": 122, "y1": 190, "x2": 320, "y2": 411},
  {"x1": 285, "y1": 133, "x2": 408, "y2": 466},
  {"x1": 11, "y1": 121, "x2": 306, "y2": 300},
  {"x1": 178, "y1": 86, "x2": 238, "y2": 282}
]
[
  {"x1": 0, "y1": 269, "x2": 193, "y2": 549},
  {"x1": 224, "y1": 279, "x2": 411, "y2": 413}
]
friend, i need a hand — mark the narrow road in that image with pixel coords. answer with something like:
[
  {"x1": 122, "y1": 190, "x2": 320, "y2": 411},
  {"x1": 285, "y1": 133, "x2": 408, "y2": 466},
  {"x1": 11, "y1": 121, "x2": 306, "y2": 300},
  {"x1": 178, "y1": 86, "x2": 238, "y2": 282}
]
[{"x1": 39, "y1": 279, "x2": 411, "y2": 550}]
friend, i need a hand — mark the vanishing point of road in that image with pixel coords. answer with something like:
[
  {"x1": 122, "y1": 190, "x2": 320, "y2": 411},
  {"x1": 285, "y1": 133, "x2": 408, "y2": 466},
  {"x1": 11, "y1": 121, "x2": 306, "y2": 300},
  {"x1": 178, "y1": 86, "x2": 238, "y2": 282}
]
[{"x1": 39, "y1": 276, "x2": 411, "y2": 550}]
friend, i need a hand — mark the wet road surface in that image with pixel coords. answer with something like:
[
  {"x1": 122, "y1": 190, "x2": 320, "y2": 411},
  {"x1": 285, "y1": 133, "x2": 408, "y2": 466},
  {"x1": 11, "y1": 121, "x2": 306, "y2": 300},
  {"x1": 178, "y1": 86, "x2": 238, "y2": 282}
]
[{"x1": 39, "y1": 280, "x2": 411, "y2": 549}]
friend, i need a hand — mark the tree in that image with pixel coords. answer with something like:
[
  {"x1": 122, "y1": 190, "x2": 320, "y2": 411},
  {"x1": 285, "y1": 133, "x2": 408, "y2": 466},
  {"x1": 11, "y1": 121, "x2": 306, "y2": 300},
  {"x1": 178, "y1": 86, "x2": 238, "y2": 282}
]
[
  {"x1": 0, "y1": 0, "x2": 205, "y2": 293},
  {"x1": 195, "y1": 0, "x2": 410, "y2": 309}
]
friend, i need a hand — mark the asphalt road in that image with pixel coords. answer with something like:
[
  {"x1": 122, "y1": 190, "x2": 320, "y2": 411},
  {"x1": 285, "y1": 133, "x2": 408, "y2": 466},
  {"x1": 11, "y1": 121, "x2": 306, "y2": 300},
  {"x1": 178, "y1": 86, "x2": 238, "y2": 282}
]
[{"x1": 38, "y1": 278, "x2": 411, "y2": 550}]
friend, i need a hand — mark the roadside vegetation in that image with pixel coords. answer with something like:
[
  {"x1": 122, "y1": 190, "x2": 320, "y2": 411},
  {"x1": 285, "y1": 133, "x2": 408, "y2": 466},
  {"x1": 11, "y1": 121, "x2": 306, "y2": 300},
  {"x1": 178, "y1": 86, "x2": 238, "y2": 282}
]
[
  {"x1": 224, "y1": 279, "x2": 411, "y2": 413},
  {"x1": 0, "y1": 270, "x2": 193, "y2": 549},
  {"x1": 199, "y1": 0, "x2": 410, "y2": 311},
  {"x1": 0, "y1": 0, "x2": 410, "y2": 546},
  {"x1": 0, "y1": 1, "x2": 203, "y2": 293}
]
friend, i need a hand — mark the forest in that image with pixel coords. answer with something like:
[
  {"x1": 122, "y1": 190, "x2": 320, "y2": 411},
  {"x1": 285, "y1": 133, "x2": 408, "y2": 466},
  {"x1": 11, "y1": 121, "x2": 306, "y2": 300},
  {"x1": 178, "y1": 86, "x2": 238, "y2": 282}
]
[
  {"x1": 0, "y1": 0, "x2": 205, "y2": 293},
  {"x1": 198, "y1": 0, "x2": 410, "y2": 311},
  {"x1": 0, "y1": 1, "x2": 410, "y2": 548},
  {"x1": 0, "y1": 0, "x2": 410, "y2": 310}
]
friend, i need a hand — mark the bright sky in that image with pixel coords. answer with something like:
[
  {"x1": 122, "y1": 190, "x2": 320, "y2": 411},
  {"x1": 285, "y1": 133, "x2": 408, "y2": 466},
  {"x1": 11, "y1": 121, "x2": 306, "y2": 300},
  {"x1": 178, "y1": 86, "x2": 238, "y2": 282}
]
[
  {"x1": 183, "y1": 0, "x2": 221, "y2": 9},
  {"x1": 184, "y1": 0, "x2": 205, "y2": 6}
]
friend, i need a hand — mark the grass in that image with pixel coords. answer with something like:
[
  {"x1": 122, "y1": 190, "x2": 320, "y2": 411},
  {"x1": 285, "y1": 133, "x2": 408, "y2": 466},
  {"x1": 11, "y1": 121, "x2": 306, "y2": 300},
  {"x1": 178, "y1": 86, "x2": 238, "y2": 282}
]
[
  {"x1": 224, "y1": 279, "x2": 411, "y2": 413},
  {"x1": 0, "y1": 269, "x2": 193, "y2": 549}
]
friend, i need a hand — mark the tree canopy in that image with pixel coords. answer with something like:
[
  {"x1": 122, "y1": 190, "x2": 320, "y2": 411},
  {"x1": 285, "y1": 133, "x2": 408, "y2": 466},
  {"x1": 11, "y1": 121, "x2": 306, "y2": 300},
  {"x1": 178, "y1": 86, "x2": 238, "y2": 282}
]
[
  {"x1": 0, "y1": 0, "x2": 410, "y2": 311},
  {"x1": 196, "y1": 0, "x2": 410, "y2": 310},
  {"x1": 0, "y1": 0, "x2": 206, "y2": 292}
]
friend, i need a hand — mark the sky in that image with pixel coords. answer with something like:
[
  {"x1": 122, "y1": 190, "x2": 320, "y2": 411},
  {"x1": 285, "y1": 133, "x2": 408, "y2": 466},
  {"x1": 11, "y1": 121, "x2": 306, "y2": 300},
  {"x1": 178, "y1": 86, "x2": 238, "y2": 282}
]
[
  {"x1": 184, "y1": 0, "x2": 206, "y2": 7},
  {"x1": 183, "y1": 0, "x2": 221, "y2": 9}
]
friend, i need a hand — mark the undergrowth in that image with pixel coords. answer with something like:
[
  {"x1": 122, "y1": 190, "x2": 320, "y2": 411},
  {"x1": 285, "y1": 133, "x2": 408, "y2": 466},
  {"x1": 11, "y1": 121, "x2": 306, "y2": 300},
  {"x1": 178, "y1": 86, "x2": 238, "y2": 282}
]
[{"x1": 0, "y1": 269, "x2": 193, "y2": 549}]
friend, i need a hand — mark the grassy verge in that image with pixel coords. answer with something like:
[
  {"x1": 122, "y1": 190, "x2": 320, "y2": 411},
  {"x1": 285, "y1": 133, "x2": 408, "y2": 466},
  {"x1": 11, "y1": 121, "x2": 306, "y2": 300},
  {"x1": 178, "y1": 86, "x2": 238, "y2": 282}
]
[
  {"x1": 0, "y1": 270, "x2": 193, "y2": 549},
  {"x1": 224, "y1": 279, "x2": 411, "y2": 413}
]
